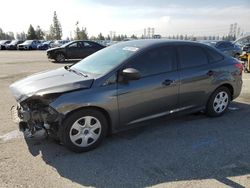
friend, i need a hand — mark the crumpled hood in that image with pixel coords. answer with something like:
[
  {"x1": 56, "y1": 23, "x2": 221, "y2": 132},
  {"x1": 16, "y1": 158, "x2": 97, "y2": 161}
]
[{"x1": 9, "y1": 67, "x2": 94, "y2": 102}]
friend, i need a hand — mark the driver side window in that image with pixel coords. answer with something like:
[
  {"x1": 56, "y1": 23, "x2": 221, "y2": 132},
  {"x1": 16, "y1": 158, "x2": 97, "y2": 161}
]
[
  {"x1": 127, "y1": 46, "x2": 176, "y2": 77},
  {"x1": 68, "y1": 42, "x2": 78, "y2": 48}
]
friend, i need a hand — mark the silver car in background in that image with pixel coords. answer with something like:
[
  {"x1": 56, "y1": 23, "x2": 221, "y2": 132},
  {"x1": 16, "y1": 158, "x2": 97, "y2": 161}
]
[{"x1": 201, "y1": 40, "x2": 242, "y2": 58}]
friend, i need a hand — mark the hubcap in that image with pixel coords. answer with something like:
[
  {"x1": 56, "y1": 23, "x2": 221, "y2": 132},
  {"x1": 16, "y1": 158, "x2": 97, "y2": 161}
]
[
  {"x1": 213, "y1": 91, "x2": 229, "y2": 113},
  {"x1": 69, "y1": 116, "x2": 101, "y2": 147},
  {"x1": 56, "y1": 54, "x2": 65, "y2": 62}
]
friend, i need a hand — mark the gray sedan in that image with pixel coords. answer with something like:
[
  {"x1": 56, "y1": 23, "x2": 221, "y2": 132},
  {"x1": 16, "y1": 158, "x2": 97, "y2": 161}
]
[{"x1": 10, "y1": 40, "x2": 243, "y2": 152}]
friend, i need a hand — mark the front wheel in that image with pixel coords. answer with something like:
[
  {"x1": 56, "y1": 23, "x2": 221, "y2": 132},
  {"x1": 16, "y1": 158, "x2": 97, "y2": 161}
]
[
  {"x1": 55, "y1": 53, "x2": 65, "y2": 63},
  {"x1": 60, "y1": 109, "x2": 108, "y2": 152},
  {"x1": 206, "y1": 87, "x2": 231, "y2": 117}
]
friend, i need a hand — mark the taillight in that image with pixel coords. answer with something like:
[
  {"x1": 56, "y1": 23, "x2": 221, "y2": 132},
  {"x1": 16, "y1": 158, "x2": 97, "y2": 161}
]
[{"x1": 234, "y1": 63, "x2": 243, "y2": 74}]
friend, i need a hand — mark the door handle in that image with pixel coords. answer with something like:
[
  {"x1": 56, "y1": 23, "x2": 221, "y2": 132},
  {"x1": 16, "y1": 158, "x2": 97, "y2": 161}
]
[
  {"x1": 207, "y1": 70, "x2": 214, "y2": 76},
  {"x1": 162, "y1": 79, "x2": 175, "y2": 86}
]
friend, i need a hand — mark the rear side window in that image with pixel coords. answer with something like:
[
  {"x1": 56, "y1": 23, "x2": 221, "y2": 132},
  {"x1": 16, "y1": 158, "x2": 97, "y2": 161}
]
[
  {"x1": 178, "y1": 45, "x2": 208, "y2": 69},
  {"x1": 129, "y1": 46, "x2": 176, "y2": 77},
  {"x1": 204, "y1": 47, "x2": 224, "y2": 63}
]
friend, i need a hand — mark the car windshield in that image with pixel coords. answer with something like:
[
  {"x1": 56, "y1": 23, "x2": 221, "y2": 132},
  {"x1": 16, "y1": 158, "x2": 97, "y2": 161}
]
[
  {"x1": 9, "y1": 40, "x2": 18, "y2": 45},
  {"x1": 71, "y1": 43, "x2": 140, "y2": 76},
  {"x1": 0, "y1": 40, "x2": 7, "y2": 44},
  {"x1": 43, "y1": 41, "x2": 50, "y2": 44},
  {"x1": 23, "y1": 40, "x2": 33, "y2": 44}
]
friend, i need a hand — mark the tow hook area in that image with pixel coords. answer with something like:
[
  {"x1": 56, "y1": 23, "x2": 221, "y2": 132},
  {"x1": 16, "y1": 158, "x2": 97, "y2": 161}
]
[{"x1": 18, "y1": 121, "x2": 47, "y2": 139}]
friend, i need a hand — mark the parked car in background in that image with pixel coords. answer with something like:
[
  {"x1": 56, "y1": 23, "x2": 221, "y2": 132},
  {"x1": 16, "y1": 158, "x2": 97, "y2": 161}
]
[
  {"x1": 6, "y1": 40, "x2": 24, "y2": 50},
  {"x1": 37, "y1": 41, "x2": 53, "y2": 50},
  {"x1": 50, "y1": 40, "x2": 70, "y2": 48},
  {"x1": 242, "y1": 43, "x2": 250, "y2": 52},
  {"x1": 47, "y1": 40, "x2": 105, "y2": 62},
  {"x1": 0, "y1": 40, "x2": 11, "y2": 50},
  {"x1": 17, "y1": 40, "x2": 41, "y2": 50},
  {"x1": 10, "y1": 40, "x2": 243, "y2": 152},
  {"x1": 201, "y1": 40, "x2": 242, "y2": 58}
]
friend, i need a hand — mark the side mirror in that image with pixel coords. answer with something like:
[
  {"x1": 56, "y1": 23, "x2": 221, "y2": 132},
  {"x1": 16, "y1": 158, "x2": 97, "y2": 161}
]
[{"x1": 122, "y1": 68, "x2": 141, "y2": 80}]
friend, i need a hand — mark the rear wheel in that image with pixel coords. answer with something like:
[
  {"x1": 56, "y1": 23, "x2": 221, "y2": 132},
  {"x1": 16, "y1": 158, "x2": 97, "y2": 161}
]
[
  {"x1": 55, "y1": 53, "x2": 65, "y2": 63},
  {"x1": 206, "y1": 87, "x2": 231, "y2": 117},
  {"x1": 60, "y1": 109, "x2": 108, "y2": 152}
]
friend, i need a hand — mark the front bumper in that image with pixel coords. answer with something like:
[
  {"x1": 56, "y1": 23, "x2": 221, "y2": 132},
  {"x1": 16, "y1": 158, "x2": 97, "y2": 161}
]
[
  {"x1": 47, "y1": 52, "x2": 55, "y2": 59},
  {"x1": 10, "y1": 103, "x2": 61, "y2": 138}
]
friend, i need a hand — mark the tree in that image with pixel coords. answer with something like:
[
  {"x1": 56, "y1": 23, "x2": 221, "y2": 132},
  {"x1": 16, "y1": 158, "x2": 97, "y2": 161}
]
[
  {"x1": 0, "y1": 28, "x2": 15, "y2": 40},
  {"x1": 53, "y1": 11, "x2": 62, "y2": 39},
  {"x1": 35, "y1": 26, "x2": 44, "y2": 40},
  {"x1": 46, "y1": 25, "x2": 54, "y2": 40},
  {"x1": 90, "y1": 36, "x2": 97, "y2": 40},
  {"x1": 74, "y1": 21, "x2": 88, "y2": 40},
  {"x1": 27, "y1": 24, "x2": 37, "y2": 39},
  {"x1": 16, "y1": 32, "x2": 26, "y2": 40},
  {"x1": 47, "y1": 11, "x2": 62, "y2": 40},
  {"x1": 97, "y1": 33, "x2": 105, "y2": 40},
  {"x1": 131, "y1": 34, "x2": 137, "y2": 39},
  {"x1": 105, "y1": 35, "x2": 111, "y2": 40}
]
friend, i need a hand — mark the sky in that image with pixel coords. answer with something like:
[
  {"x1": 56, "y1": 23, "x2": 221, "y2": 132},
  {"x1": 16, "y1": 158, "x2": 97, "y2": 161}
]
[{"x1": 0, "y1": 0, "x2": 249, "y2": 39}]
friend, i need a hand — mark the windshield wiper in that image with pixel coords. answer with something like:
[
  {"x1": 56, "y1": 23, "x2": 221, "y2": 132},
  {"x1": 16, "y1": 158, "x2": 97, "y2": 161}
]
[{"x1": 67, "y1": 67, "x2": 88, "y2": 77}]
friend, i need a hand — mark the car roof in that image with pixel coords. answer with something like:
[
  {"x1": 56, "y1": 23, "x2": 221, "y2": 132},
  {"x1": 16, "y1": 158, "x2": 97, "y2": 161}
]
[{"x1": 112, "y1": 39, "x2": 206, "y2": 49}]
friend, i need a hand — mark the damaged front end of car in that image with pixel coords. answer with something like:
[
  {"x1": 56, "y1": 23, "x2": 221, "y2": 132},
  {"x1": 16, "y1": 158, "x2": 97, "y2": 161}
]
[
  {"x1": 11, "y1": 94, "x2": 63, "y2": 139},
  {"x1": 9, "y1": 67, "x2": 94, "y2": 139}
]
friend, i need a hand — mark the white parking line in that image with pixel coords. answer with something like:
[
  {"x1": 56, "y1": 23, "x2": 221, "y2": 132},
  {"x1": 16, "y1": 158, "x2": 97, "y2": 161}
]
[
  {"x1": 228, "y1": 107, "x2": 240, "y2": 111},
  {"x1": 0, "y1": 130, "x2": 24, "y2": 142}
]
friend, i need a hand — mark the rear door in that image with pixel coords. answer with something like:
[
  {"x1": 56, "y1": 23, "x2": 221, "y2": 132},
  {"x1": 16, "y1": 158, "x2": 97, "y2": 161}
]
[
  {"x1": 79, "y1": 42, "x2": 101, "y2": 58},
  {"x1": 117, "y1": 46, "x2": 180, "y2": 126},
  {"x1": 177, "y1": 44, "x2": 212, "y2": 109}
]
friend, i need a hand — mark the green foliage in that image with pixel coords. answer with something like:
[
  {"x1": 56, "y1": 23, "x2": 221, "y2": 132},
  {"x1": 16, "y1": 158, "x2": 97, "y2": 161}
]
[
  {"x1": 0, "y1": 28, "x2": 15, "y2": 40},
  {"x1": 46, "y1": 11, "x2": 62, "y2": 40},
  {"x1": 130, "y1": 34, "x2": 137, "y2": 39},
  {"x1": 35, "y1": 26, "x2": 44, "y2": 40},
  {"x1": 53, "y1": 11, "x2": 62, "y2": 39},
  {"x1": 74, "y1": 21, "x2": 88, "y2": 40},
  {"x1": 98, "y1": 33, "x2": 105, "y2": 40},
  {"x1": 26, "y1": 24, "x2": 37, "y2": 39}
]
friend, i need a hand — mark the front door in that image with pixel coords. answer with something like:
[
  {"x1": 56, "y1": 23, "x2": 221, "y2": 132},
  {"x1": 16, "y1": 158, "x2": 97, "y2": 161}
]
[
  {"x1": 67, "y1": 42, "x2": 82, "y2": 59},
  {"x1": 117, "y1": 46, "x2": 180, "y2": 127}
]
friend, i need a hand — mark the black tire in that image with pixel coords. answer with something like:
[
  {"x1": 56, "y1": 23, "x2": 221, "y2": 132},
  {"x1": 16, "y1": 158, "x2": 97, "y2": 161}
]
[
  {"x1": 206, "y1": 86, "x2": 231, "y2": 117},
  {"x1": 55, "y1": 53, "x2": 65, "y2": 63},
  {"x1": 60, "y1": 109, "x2": 108, "y2": 152}
]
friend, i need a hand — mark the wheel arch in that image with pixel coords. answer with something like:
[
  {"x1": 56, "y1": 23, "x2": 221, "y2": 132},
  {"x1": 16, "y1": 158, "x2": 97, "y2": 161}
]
[{"x1": 215, "y1": 83, "x2": 234, "y2": 99}]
